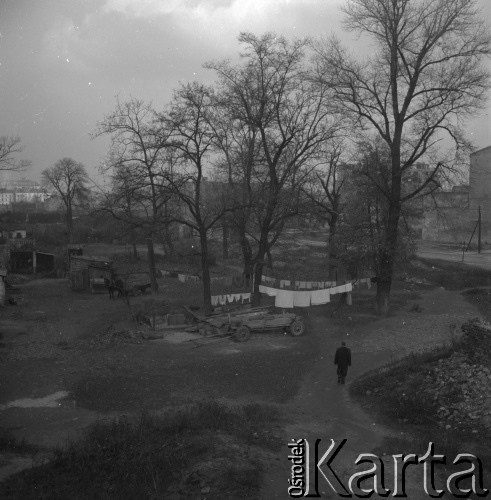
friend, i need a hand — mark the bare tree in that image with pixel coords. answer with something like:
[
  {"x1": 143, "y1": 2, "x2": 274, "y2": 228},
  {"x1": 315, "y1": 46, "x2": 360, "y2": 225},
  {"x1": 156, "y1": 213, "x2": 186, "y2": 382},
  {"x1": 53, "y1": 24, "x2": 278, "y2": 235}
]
[
  {"x1": 42, "y1": 158, "x2": 89, "y2": 243},
  {"x1": 161, "y1": 82, "x2": 233, "y2": 315},
  {"x1": 314, "y1": 0, "x2": 491, "y2": 314},
  {"x1": 207, "y1": 32, "x2": 343, "y2": 304},
  {"x1": 93, "y1": 98, "x2": 176, "y2": 291},
  {"x1": 107, "y1": 164, "x2": 146, "y2": 259},
  {"x1": 0, "y1": 136, "x2": 30, "y2": 172},
  {"x1": 301, "y1": 140, "x2": 350, "y2": 272},
  {"x1": 207, "y1": 103, "x2": 260, "y2": 283}
]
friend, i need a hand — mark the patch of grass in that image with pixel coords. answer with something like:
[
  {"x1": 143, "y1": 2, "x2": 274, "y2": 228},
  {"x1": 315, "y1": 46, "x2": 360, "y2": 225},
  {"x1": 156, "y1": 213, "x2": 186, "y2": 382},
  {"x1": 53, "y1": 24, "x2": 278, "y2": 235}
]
[
  {"x1": 351, "y1": 345, "x2": 455, "y2": 424},
  {"x1": 351, "y1": 330, "x2": 491, "y2": 477},
  {"x1": 0, "y1": 431, "x2": 40, "y2": 454},
  {"x1": 0, "y1": 400, "x2": 280, "y2": 499}
]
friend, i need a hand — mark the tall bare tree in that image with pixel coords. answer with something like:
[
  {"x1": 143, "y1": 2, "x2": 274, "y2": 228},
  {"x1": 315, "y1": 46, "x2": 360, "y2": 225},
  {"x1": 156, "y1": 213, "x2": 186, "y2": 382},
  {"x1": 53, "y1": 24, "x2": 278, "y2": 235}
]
[
  {"x1": 207, "y1": 32, "x2": 343, "y2": 304},
  {"x1": 0, "y1": 136, "x2": 30, "y2": 172},
  {"x1": 42, "y1": 158, "x2": 89, "y2": 243},
  {"x1": 93, "y1": 98, "x2": 175, "y2": 291},
  {"x1": 161, "y1": 82, "x2": 233, "y2": 314},
  {"x1": 107, "y1": 164, "x2": 146, "y2": 259},
  {"x1": 314, "y1": 0, "x2": 491, "y2": 314},
  {"x1": 207, "y1": 102, "x2": 260, "y2": 283},
  {"x1": 301, "y1": 140, "x2": 350, "y2": 273}
]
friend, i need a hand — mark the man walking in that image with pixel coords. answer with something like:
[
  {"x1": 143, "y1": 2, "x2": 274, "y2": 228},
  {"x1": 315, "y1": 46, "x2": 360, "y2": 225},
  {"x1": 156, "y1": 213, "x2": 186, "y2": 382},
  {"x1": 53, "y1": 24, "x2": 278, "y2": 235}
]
[{"x1": 334, "y1": 341, "x2": 351, "y2": 385}]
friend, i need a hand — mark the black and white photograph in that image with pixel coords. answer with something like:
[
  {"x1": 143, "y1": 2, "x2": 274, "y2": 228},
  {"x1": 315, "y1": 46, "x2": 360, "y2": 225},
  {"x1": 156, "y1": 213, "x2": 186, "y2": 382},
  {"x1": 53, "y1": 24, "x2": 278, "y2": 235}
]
[{"x1": 0, "y1": 0, "x2": 491, "y2": 497}]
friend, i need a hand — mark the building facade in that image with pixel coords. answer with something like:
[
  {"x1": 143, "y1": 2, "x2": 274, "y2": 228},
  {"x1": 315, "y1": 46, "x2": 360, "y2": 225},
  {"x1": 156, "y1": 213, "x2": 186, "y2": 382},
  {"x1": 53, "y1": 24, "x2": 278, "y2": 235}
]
[
  {"x1": 0, "y1": 188, "x2": 49, "y2": 206},
  {"x1": 470, "y1": 145, "x2": 491, "y2": 242},
  {"x1": 422, "y1": 146, "x2": 491, "y2": 245}
]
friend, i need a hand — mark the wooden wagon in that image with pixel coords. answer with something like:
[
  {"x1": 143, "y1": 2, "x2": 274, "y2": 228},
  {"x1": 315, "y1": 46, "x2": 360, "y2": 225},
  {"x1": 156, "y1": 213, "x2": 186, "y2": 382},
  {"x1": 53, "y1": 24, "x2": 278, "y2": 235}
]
[
  {"x1": 185, "y1": 306, "x2": 305, "y2": 343},
  {"x1": 228, "y1": 310, "x2": 305, "y2": 341}
]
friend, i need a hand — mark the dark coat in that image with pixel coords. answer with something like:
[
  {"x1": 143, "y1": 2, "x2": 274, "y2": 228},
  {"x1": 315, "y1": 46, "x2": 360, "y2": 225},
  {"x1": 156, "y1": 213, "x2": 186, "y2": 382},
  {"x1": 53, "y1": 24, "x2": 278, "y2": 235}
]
[{"x1": 334, "y1": 346, "x2": 351, "y2": 371}]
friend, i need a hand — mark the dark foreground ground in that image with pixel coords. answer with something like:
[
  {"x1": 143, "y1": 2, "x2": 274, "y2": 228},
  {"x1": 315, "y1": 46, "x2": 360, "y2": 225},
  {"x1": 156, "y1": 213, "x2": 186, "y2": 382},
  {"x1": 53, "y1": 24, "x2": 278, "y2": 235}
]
[{"x1": 1, "y1": 254, "x2": 490, "y2": 498}]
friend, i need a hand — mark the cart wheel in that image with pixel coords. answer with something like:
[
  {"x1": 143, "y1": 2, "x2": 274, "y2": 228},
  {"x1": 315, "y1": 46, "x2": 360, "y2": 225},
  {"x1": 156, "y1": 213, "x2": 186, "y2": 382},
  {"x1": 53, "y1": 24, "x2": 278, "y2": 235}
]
[
  {"x1": 233, "y1": 325, "x2": 251, "y2": 342},
  {"x1": 289, "y1": 319, "x2": 305, "y2": 336}
]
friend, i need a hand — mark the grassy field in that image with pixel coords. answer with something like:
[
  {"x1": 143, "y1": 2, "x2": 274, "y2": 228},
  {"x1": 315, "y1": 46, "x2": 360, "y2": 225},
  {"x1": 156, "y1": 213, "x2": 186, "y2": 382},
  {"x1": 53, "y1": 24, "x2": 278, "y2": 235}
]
[
  {"x1": 2, "y1": 238, "x2": 491, "y2": 497},
  {"x1": 0, "y1": 401, "x2": 281, "y2": 499},
  {"x1": 351, "y1": 258, "x2": 491, "y2": 487}
]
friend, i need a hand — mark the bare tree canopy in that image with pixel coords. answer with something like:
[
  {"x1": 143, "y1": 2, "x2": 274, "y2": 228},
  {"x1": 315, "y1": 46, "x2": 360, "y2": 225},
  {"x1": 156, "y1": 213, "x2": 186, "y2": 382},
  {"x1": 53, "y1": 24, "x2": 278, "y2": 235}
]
[
  {"x1": 314, "y1": 0, "x2": 491, "y2": 314},
  {"x1": 301, "y1": 139, "x2": 349, "y2": 266},
  {"x1": 160, "y1": 82, "x2": 234, "y2": 313},
  {"x1": 207, "y1": 32, "x2": 345, "y2": 304},
  {"x1": 42, "y1": 158, "x2": 89, "y2": 243},
  {"x1": 93, "y1": 98, "x2": 175, "y2": 249},
  {"x1": 0, "y1": 136, "x2": 30, "y2": 172}
]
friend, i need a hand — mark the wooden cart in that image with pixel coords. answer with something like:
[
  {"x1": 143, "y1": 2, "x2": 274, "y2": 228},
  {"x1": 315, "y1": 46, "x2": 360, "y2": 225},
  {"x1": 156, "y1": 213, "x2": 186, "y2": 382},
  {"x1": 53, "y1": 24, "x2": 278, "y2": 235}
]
[
  {"x1": 229, "y1": 311, "x2": 305, "y2": 341},
  {"x1": 185, "y1": 306, "x2": 305, "y2": 343}
]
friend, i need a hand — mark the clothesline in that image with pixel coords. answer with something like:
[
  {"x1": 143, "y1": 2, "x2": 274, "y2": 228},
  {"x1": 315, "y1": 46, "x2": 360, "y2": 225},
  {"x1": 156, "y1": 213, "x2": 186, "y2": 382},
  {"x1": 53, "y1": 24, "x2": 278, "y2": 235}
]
[
  {"x1": 211, "y1": 292, "x2": 251, "y2": 307},
  {"x1": 178, "y1": 273, "x2": 200, "y2": 283},
  {"x1": 261, "y1": 274, "x2": 373, "y2": 291},
  {"x1": 259, "y1": 282, "x2": 353, "y2": 308},
  {"x1": 171, "y1": 272, "x2": 234, "y2": 287}
]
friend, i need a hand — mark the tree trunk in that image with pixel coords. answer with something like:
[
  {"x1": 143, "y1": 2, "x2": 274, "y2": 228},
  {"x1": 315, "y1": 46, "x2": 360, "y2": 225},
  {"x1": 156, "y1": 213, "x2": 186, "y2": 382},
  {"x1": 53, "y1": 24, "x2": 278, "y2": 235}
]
[
  {"x1": 375, "y1": 203, "x2": 400, "y2": 315},
  {"x1": 239, "y1": 227, "x2": 253, "y2": 287},
  {"x1": 327, "y1": 214, "x2": 338, "y2": 280},
  {"x1": 163, "y1": 223, "x2": 176, "y2": 259},
  {"x1": 266, "y1": 248, "x2": 273, "y2": 269},
  {"x1": 252, "y1": 260, "x2": 264, "y2": 306},
  {"x1": 146, "y1": 238, "x2": 159, "y2": 293},
  {"x1": 199, "y1": 230, "x2": 212, "y2": 315},
  {"x1": 66, "y1": 204, "x2": 73, "y2": 244},
  {"x1": 222, "y1": 223, "x2": 229, "y2": 259}
]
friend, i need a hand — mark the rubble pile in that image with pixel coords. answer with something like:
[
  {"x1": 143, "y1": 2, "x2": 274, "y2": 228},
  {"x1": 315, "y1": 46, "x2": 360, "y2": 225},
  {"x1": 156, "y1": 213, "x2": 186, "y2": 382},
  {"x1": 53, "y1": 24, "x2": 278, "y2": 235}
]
[
  {"x1": 94, "y1": 327, "x2": 148, "y2": 345},
  {"x1": 422, "y1": 319, "x2": 491, "y2": 434},
  {"x1": 460, "y1": 318, "x2": 491, "y2": 363}
]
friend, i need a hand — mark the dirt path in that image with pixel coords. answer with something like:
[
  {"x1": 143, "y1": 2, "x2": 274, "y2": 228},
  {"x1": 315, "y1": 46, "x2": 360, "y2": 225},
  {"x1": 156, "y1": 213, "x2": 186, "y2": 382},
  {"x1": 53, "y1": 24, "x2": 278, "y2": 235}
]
[{"x1": 259, "y1": 287, "x2": 480, "y2": 499}]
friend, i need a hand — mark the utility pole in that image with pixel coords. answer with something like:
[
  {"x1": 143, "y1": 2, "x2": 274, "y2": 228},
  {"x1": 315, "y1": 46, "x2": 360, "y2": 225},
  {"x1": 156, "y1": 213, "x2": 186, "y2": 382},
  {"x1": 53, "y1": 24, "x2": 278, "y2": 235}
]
[{"x1": 478, "y1": 206, "x2": 482, "y2": 254}]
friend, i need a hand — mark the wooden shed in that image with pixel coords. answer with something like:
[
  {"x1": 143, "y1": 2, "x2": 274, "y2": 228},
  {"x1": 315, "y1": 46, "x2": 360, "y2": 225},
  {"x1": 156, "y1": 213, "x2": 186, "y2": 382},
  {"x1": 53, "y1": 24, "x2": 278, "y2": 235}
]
[{"x1": 70, "y1": 256, "x2": 112, "y2": 291}]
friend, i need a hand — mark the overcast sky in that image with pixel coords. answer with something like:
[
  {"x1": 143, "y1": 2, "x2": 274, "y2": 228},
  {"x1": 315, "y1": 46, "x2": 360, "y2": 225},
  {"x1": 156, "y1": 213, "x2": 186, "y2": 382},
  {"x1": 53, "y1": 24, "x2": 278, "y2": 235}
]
[{"x1": 1, "y1": 0, "x2": 490, "y2": 183}]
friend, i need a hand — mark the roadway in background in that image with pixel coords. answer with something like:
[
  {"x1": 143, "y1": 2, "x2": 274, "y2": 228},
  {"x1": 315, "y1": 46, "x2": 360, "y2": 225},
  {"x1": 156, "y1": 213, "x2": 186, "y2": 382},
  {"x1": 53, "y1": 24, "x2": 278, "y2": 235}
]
[{"x1": 417, "y1": 240, "x2": 491, "y2": 271}]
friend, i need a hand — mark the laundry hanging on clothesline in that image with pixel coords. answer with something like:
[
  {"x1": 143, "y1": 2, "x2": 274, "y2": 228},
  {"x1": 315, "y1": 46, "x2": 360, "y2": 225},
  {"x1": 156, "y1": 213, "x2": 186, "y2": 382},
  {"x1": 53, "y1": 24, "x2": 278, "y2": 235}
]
[
  {"x1": 211, "y1": 292, "x2": 251, "y2": 307},
  {"x1": 269, "y1": 282, "x2": 353, "y2": 308},
  {"x1": 262, "y1": 273, "x2": 372, "y2": 291},
  {"x1": 173, "y1": 272, "x2": 239, "y2": 286},
  {"x1": 177, "y1": 273, "x2": 200, "y2": 284},
  {"x1": 311, "y1": 288, "x2": 331, "y2": 306},
  {"x1": 258, "y1": 285, "x2": 278, "y2": 297},
  {"x1": 275, "y1": 289, "x2": 295, "y2": 308}
]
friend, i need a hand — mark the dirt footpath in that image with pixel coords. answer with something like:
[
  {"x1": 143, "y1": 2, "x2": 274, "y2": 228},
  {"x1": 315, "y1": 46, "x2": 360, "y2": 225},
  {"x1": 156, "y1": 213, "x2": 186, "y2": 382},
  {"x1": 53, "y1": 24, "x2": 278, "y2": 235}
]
[
  {"x1": 259, "y1": 287, "x2": 479, "y2": 499},
  {"x1": 0, "y1": 278, "x2": 482, "y2": 497}
]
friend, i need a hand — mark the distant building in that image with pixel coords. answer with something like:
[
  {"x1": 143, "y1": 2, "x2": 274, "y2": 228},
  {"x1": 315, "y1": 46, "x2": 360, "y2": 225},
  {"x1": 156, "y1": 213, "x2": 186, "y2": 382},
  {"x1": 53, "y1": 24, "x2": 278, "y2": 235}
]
[
  {"x1": 421, "y1": 145, "x2": 491, "y2": 244},
  {"x1": 13, "y1": 189, "x2": 48, "y2": 203},
  {"x1": 0, "y1": 187, "x2": 50, "y2": 206},
  {"x1": 11, "y1": 229, "x2": 27, "y2": 239},
  {"x1": 0, "y1": 190, "x2": 15, "y2": 205},
  {"x1": 422, "y1": 185, "x2": 473, "y2": 243},
  {"x1": 9, "y1": 178, "x2": 42, "y2": 190},
  {"x1": 470, "y1": 145, "x2": 491, "y2": 241}
]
